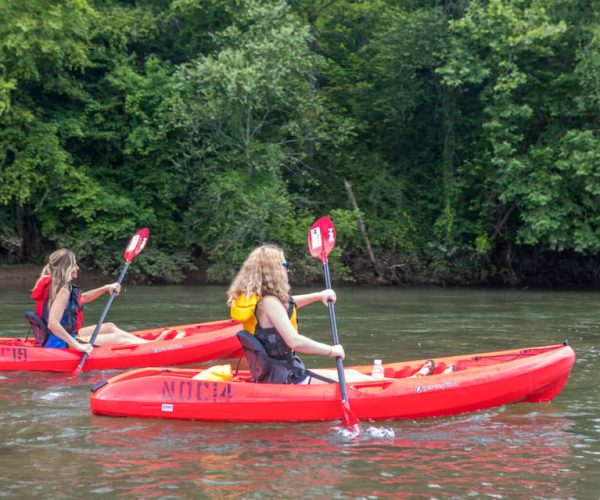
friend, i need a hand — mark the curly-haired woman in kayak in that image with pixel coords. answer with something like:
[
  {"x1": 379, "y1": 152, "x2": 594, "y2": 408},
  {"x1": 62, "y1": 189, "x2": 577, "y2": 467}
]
[
  {"x1": 31, "y1": 249, "x2": 171, "y2": 354},
  {"x1": 227, "y1": 244, "x2": 372, "y2": 384}
]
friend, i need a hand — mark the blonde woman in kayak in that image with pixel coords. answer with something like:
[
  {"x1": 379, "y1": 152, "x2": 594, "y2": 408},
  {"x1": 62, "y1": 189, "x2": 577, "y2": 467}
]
[
  {"x1": 227, "y1": 244, "x2": 371, "y2": 384},
  {"x1": 31, "y1": 249, "x2": 172, "y2": 353}
]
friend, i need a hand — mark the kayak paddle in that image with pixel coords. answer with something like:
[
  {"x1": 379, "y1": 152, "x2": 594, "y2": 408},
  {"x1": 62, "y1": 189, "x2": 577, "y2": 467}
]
[
  {"x1": 308, "y1": 216, "x2": 361, "y2": 432},
  {"x1": 71, "y1": 228, "x2": 150, "y2": 376}
]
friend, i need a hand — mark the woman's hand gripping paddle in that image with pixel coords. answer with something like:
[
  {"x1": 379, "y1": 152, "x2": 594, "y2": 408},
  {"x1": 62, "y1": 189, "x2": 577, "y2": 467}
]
[
  {"x1": 71, "y1": 228, "x2": 149, "y2": 376},
  {"x1": 308, "y1": 216, "x2": 361, "y2": 432}
]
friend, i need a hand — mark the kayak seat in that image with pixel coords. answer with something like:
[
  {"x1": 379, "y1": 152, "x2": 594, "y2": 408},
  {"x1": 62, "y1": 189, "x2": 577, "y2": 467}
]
[
  {"x1": 25, "y1": 311, "x2": 50, "y2": 347},
  {"x1": 236, "y1": 330, "x2": 271, "y2": 382},
  {"x1": 236, "y1": 331, "x2": 337, "y2": 384}
]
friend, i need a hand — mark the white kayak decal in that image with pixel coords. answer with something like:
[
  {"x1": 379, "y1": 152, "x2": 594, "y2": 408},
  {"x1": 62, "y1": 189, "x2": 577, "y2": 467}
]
[{"x1": 415, "y1": 381, "x2": 458, "y2": 393}]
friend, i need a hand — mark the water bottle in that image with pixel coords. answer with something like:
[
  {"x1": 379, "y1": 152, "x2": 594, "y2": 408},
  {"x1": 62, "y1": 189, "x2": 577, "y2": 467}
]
[{"x1": 371, "y1": 359, "x2": 384, "y2": 380}]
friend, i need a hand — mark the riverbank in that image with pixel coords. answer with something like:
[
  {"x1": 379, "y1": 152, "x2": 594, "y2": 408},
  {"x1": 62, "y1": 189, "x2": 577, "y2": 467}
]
[
  {"x1": 0, "y1": 265, "x2": 113, "y2": 286},
  {"x1": 0, "y1": 265, "x2": 45, "y2": 285},
  {"x1": 0, "y1": 265, "x2": 210, "y2": 286},
  {"x1": 3, "y1": 262, "x2": 600, "y2": 289}
]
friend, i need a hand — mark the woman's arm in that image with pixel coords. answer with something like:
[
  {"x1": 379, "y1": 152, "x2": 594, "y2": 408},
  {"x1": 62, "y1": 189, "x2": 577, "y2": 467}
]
[
  {"x1": 261, "y1": 296, "x2": 344, "y2": 359},
  {"x1": 292, "y1": 289, "x2": 336, "y2": 309},
  {"x1": 47, "y1": 288, "x2": 92, "y2": 353},
  {"x1": 82, "y1": 283, "x2": 121, "y2": 304}
]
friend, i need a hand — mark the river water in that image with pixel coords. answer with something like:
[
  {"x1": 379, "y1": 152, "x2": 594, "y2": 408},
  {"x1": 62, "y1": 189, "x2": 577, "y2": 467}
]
[{"x1": 0, "y1": 284, "x2": 598, "y2": 498}]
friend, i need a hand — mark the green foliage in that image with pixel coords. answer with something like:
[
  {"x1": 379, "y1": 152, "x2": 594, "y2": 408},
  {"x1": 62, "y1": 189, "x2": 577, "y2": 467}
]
[
  {"x1": 0, "y1": 0, "x2": 94, "y2": 202},
  {"x1": 502, "y1": 131, "x2": 600, "y2": 252},
  {"x1": 1, "y1": 0, "x2": 599, "y2": 286},
  {"x1": 185, "y1": 169, "x2": 295, "y2": 281},
  {"x1": 168, "y1": 0, "x2": 350, "y2": 280},
  {"x1": 432, "y1": 0, "x2": 598, "y2": 278},
  {"x1": 172, "y1": 0, "x2": 321, "y2": 174}
]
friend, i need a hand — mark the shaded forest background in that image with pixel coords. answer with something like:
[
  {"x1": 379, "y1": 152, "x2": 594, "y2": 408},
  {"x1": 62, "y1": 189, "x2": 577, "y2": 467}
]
[{"x1": 1, "y1": 0, "x2": 600, "y2": 286}]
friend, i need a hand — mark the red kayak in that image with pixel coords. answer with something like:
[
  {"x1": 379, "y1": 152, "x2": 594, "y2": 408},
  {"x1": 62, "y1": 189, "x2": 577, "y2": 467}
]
[
  {"x1": 0, "y1": 319, "x2": 242, "y2": 372},
  {"x1": 90, "y1": 343, "x2": 575, "y2": 422}
]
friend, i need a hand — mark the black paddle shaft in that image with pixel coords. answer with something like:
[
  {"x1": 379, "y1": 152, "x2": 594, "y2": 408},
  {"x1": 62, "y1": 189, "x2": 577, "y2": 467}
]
[
  {"x1": 322, "y1": 261, "x2": 350, "y2": 403},
  {"x1": 75, "y1": 262, "x2": 130, "y2": 371}
]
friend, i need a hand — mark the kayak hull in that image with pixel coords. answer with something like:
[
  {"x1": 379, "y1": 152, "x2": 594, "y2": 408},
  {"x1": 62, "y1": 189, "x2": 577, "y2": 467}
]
[
  {"x1": 90, "y1": 343, "x2": 575, "y2": 421},
  {"x1": 0, "y1": 320, "x2": 242, "y2": 372}
]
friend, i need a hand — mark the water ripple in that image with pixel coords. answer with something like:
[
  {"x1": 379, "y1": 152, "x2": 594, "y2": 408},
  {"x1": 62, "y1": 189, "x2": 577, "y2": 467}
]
[{"x1": 0, "y1": 285, "x2": 598, "y2": 498}]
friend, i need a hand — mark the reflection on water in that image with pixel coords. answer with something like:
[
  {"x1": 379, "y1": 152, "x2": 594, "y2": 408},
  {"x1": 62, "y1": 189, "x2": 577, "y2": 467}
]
[
  {"x1": 81, "y1": 408, "x2": 576, "y2": 498},
  {"x1": 1, "y1": 285, "x2": 599, "y2": 497}
]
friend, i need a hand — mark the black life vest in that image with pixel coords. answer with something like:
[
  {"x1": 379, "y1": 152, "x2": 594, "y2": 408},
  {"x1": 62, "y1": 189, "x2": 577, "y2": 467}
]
[
  {"x1": 231, "y1": 295, "x2": 305, "y2": 384},
  {"x1": 231, "y1": 294, "x2": 336, "y2": 384},
  {"x1": 254, "y1": 299, "x2": 298, "y2": 361}
]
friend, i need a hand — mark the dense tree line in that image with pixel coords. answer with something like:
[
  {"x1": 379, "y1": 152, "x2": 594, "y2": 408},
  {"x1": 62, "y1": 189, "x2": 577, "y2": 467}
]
[{"x1": 1, "y1": 0, "x2": 599, "y2": 286}]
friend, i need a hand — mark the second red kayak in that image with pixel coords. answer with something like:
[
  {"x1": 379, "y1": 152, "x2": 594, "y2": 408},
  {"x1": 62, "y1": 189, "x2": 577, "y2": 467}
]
[
  {"x1": 90, "y1": 343, "x2": 575, "y2": 422},
  {"x1": 0, "y1": 319, "x2": 242, "y2": 372}
]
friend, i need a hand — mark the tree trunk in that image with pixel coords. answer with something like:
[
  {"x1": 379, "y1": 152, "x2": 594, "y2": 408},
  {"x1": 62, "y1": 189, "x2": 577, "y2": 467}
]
[{"x1": 344, "y1": 180, "x2": 380, "y2": 278}]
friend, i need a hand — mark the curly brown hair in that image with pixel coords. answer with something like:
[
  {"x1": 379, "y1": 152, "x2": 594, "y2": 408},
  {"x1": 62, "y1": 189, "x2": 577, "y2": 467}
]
[{"x1": 226, "y1": 244, "x2": 290, "y2": 306}]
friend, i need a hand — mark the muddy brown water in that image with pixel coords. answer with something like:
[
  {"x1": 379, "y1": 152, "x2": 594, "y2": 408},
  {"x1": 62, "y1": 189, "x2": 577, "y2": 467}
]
[{"x1": 1, "y1": 285, "x2": 598, "y2": 498}]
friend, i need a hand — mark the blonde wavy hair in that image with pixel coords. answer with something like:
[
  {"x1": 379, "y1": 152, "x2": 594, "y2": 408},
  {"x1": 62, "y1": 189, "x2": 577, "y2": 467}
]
[
  {"x1": 226, "y1": 244, "x2": 290, "y2": 306},
  {"x1": 33, "y1": 249, "x2": 78, "y2": 307}
]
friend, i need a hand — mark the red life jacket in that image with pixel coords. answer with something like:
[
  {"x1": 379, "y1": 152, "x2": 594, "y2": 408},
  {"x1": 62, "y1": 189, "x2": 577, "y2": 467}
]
[{"x1": 31, "y1": 276, "x2": 84, "y2": 334}]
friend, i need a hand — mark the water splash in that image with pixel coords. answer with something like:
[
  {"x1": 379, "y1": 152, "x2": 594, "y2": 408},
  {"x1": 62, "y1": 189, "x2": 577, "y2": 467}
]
[
  {"x1": 333, "y1": 424, "x2": 395, "y2": 440},
  {"x1": 334, "y1": 425, "x2": 362, "y2": 440},
  {"x1": 38, "y1": 392, "x2": 63, "y2": 401},
  {"x1": 365, "y1": 426, "x2": 395, "y2": 439}
]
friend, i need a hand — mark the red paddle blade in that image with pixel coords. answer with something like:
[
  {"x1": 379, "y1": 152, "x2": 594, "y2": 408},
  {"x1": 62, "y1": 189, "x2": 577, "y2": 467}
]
[
  {"x1": 308, "y1": 216, "x2": 336, "y2": 262},
  {"x1": 341, "y1": 400, "x2": 361, "y2": 432},
  {"x1": 124, "y1": 228, "x2": 150, "y2": 264},
  {"x1": 70, "y1": 364, "x2": 83, "y2": 377}
]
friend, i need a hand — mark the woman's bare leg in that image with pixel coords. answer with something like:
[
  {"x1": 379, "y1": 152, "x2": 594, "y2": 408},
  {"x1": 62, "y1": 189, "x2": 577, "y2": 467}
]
[
  {"x1": 79, "y1": 324, "x2": 186, "y2": 345},
  {"x1": 79, "y1": 323, "x2": 148, "y2": 346}
]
